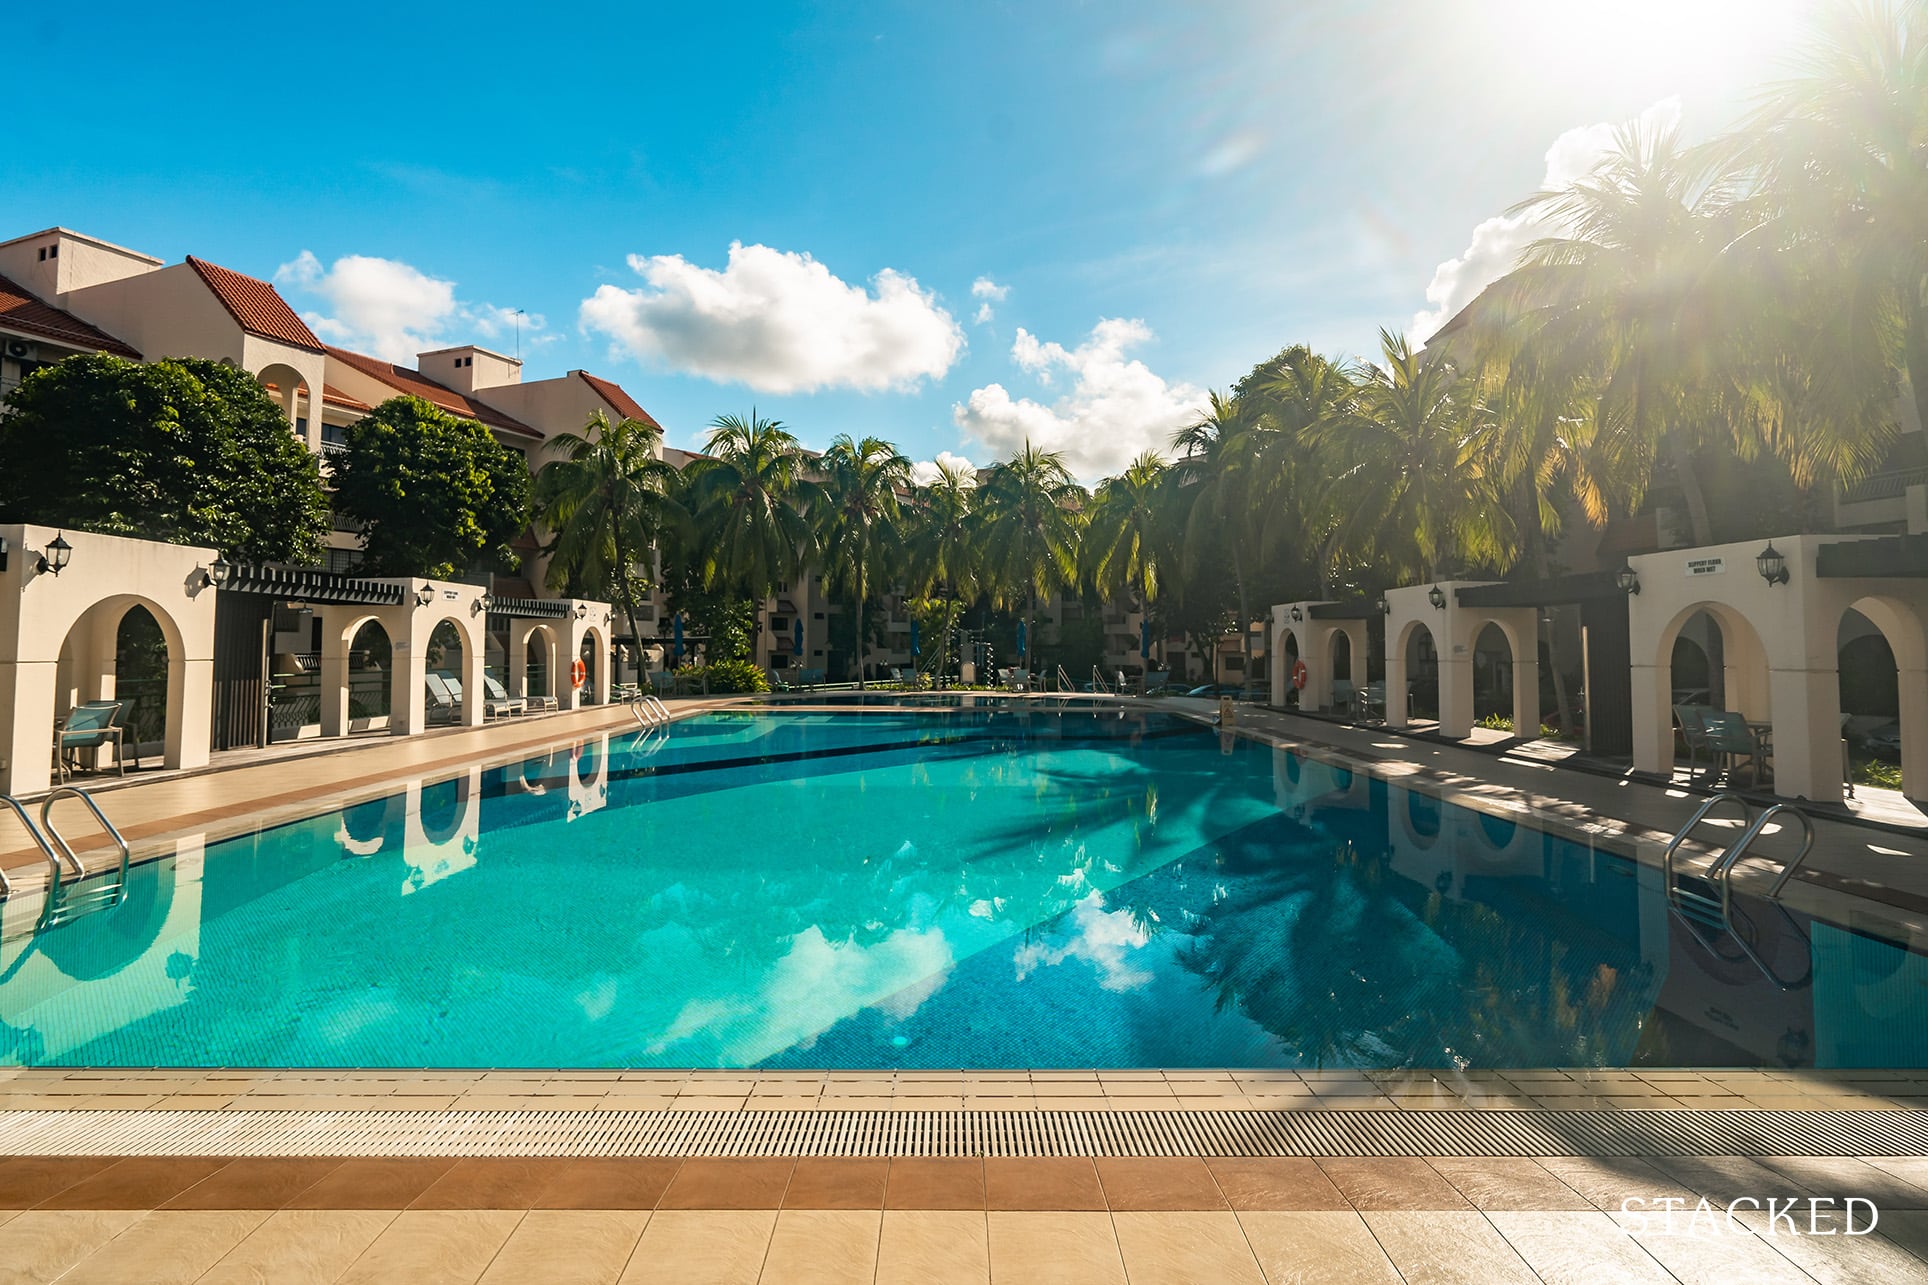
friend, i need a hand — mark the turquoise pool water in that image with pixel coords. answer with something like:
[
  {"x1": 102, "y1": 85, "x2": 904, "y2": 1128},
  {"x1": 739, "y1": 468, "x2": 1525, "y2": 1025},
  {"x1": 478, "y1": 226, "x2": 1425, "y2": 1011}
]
[{"x1": 2, "y1": 707, "x2": 1922, "y2": 1069}]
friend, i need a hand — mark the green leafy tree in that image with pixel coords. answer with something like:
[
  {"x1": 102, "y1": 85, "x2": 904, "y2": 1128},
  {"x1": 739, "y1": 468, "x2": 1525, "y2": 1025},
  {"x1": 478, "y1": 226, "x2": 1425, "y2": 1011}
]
[
  {"x1": 976, "y1": 443, "x2": 1085, "y2": 676},
  {"x1": 0, "y1": 353, "x2": 329, "y2": 561},
  {"x1": 817, "y1": 435, "x2": 912, "y2": 686},
  {"x1": 533, "y1": 411, "x2": 684, "y2": 668},
  {"x1": 1081, "y1": 452, "x2": 1167, "y2": 614},
  {"x1": 905, "y1": 458, "x2": 981, "y2": 680},
  {"x1": 1328, "y1": 331, "x2": 1510, "y2": 579},
  {"x1": 331, "y1": 396, "x2": 532, "y2": 577},
  {"x1": 682, "y1": 411, "x2": 820, "y2": 606}
]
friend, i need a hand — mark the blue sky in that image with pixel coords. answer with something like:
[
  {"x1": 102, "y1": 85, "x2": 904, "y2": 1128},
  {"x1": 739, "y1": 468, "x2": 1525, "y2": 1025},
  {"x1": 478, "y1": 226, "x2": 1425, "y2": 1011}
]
[{"x1": 6, "y1": 0, "x2": 1814, "y2": 478}]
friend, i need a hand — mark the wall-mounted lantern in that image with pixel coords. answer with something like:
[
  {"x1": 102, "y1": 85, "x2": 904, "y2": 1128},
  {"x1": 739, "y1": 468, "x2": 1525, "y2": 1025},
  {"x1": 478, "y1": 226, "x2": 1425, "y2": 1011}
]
[
  {"x1": 416, "y1": 583, "x2": 436, "y2": 606},
  {"x1": 37, "y1": 532, "x2": 72, "y2": 577},
  {"x1": 1756, "y1": 543, "x2": 1789, "y2": 587},
  {"x1": 1615, "y1": 565, "x2": 1640, "y2": 595},
  {"x1": 473, "y1": 591, "x2": 494, "y2": 615},
  {"x1": 1428, "y1": 584, "x2": 1446, "y2": 610},
  {"x1": 574, "y1": 602, "x2": 589, "y2": 620},
  {"x1": 196, "y1": 554, "x2": 231, "y2": 590},
  {"x1": 1379, "y1": 598, "x2": 1392, "y2": 614},
  {"x1": 1289, "y1": 605, "x2": 1304, "y2": 623}
]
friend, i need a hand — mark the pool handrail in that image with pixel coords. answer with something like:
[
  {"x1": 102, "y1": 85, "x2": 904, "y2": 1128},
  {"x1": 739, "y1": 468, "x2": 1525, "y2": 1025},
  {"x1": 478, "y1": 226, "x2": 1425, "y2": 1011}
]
[
  {"x1": 40, "y1": 787, "x2": 130, "y2": 888},
  {"x1": 0, "y1": 794, "x2": 67, "y2": 900}
]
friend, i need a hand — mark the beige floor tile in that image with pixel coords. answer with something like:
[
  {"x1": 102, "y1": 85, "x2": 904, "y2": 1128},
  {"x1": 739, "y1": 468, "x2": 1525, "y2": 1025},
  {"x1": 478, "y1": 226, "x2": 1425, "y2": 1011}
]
[
  {"x1": 1731, "y1": 1207, "x2": 1926, "y2": 1284},
  {"x1": 986, "y1": 1211, "x2": 1126, "y2": 1285},
  {"x1": 1361, "y1": 1211, "x2": 1539, "y2": 1284},
  {"x1": 1236, "y1": 1211, "x2": 1399, "y2": 1284},
  {"x1": 620, "y1": 1210, "x2": 776, "y2": 1284},
  {"x1": 1111, "y1": 1211, "x2": 1265, "y2": 1284},
  {"x1": 337, "y1": 1209, "x2": 525, "y2": 1285},
  {"x1": 1487, "y1": 1211, "x2": 1674, "y2": 1283},
  {"x1": 60, "y1": 1209, "x2": 269, "y2": 1285},
  {"x1": 757, "y1": 1210, "x2": 880, "y2": 1283},
  {"x1": 200, "y1": 1210, "x2": 399, "y2": 1285},
  {"x1": 0, "y1": 1210, "x2": 143, "y2": 1285},
  {"x1": 477, "y1": 1209, "x2": 649, "y2": 1285},
  {"x1": 1609, "y1": 1210, "x2": 1813, "y2": 1284},
  {"x1": 875, "y1": 1211, "x2": 989, "y2": 1285}
]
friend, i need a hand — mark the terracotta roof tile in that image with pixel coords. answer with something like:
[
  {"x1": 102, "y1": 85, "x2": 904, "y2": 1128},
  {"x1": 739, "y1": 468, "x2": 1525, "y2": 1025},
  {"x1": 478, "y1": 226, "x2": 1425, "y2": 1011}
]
[
  {"x1": 185, "y1": 257, "x2": 323, "y2": 352},
  {"x1": 576, "y1": 370, "x2": 662, "y2": 429},
  {"x1": 320, "y1": 383, "x2": 372, "y2": 413},
  {"x1": 0, "y1": 272, "x2": 140, "y2": 358},
  {"x1": 325, "y1": 345, "x2": 539, "y2": 439}
]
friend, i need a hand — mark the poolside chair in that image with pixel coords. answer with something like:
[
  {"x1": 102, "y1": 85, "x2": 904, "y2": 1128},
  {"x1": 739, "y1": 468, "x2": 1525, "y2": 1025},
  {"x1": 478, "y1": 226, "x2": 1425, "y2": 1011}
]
[
  {"x1": 765, "y1": 668, "x2": 793, "y2": 692},
  {"x1": 479, "y1": 675, "x2": 527, "y2": 719},
  {"x1": 1672, "y1": 704, "x2": 1714, "y2": 779},
  {"x1": 649, "y1": 670, "x2": 676, "y2": 697},
  {"x1": 1330, "y1": 678, "x2": 1355, "y2": 715},
  {"x1": 54, "y1": 699, "x2": 130, "y2": 782},
  {"x1": 424, "y1": 673, "x2": 460, "y2": 724},
  {"x1": 1142, "y1": 670, "x2": 1170, "y2": 696},
  {"x1": 1700, "y1": 710, "x2": 1771, "y2": 787}
]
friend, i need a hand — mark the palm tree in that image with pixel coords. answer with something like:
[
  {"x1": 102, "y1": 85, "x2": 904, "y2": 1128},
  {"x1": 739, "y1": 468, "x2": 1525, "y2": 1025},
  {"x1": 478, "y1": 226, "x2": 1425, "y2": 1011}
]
[
  {"x1": 1496, "y1": 121, "x2": 1761, "y2": 546},
  {"x1": 1327, "y1": 330, "x2": 1510, "y2": 581},
  {"x1": 905, "y1": 458, "x2": 980, "y2": 681},
  {"x1": 1082, "y1": 452, "x2": 1167, "y2": 666},
  {"x1": 532, "y1": 411, "x2": 683, "y2": 671},
  {"x1": 1252, "y1": 345, "x2": 1356, "y2": 596},
  {"x1": 682, "y1": 412, "x2": 821, "y2": 628},
  {"x1": 975, "y1": 443, "x2": 1085, "y2": 680},
  {"x1": 1171, "y1": 390, "x2": 1273, "y2": 681},
  {"x1": 1734, "y1": 0, "x2": 1927, "y2": 456},
  {"x1": 817, "y1": 434, "x2": 912, "y2": 687}
]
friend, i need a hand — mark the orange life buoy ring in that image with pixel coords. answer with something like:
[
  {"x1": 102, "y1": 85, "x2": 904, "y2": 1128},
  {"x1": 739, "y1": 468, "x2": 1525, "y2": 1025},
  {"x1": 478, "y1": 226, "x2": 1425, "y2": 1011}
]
[
  {"x1": 570, "y1": 658, "x2": 587, "y2": 689},
  {"x1": 1291, "y1": 659, "x2": 1308, "y2": 690}
]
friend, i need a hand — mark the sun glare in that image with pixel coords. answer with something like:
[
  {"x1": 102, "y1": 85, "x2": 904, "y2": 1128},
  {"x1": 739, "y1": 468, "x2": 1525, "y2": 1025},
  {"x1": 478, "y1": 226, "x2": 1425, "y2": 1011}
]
[{"x1": 1493, "y1": 0, "x2": 1818, "y2": 99}]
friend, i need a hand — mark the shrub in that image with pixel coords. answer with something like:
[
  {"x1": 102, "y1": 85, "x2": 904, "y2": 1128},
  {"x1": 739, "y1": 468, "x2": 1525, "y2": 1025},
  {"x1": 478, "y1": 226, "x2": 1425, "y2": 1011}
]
[{"x1": 675, "y1": 660, "x2": 770, "y2": 694}]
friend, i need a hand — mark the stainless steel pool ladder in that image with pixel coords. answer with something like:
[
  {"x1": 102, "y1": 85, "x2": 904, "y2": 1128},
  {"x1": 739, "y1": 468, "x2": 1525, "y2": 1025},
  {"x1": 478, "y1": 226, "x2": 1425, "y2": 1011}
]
[
  {"x1": 0, "y1": 788, "x2": 131, "y2": 924},
  {"x1": 1662, "y1": 791, "x2": 1815, "y2": 990},
  {"x1": 629, "y1": 693, "x2": 670, "y2": 727}
]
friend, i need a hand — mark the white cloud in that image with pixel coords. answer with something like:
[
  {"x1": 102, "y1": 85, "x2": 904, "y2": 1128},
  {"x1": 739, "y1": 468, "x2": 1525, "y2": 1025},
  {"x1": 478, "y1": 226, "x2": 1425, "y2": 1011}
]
[
  {"x1": 909, "y1": 450, "x2": 979, "y2": 486},
  {"x1": 953, "y1": 318, "x2": 1203, "y2": 481},
  {"x1": 970, "y1": 276, "x2": 1009, "y2": 326},
  {"x1": 578, "y1": 242, "x2": 965, "y2": 394},
  {"x1": 1410, "y1": 99, "x2": 1681, "y2": 344},
  {"x1": 274, "y1": 251, "x2": 543, "y2": 363}
]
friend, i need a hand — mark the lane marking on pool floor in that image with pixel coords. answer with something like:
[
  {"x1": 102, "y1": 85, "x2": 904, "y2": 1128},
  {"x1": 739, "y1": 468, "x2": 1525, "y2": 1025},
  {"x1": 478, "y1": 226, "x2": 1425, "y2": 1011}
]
[{"x1": 0, "y1": 1108, "x2": 1923, "y2": 1158}]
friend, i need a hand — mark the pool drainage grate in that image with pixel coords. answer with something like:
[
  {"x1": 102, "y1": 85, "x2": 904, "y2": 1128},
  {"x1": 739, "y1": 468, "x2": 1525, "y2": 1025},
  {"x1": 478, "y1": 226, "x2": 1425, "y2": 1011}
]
[{"x1": 1, "y1": 1108, "x2": 1924, "y2": 1158}]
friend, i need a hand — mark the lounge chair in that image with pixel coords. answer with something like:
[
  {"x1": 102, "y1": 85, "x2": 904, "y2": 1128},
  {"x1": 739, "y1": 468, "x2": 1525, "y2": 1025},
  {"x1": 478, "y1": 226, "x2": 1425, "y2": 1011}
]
[
  {"x1": 1142, "y1": 671, "x2": 1170, "y2": 696},
  {"x1": 54, "y1": 699, "x2": 130, "y2": 782},
  {"x1": 424, "y1": 673, "x2": 460, "y2": 724},
  {"x1": 765, "y1": 668, "x2": 793, "y2": 692},
  {"x1": 1672, "y1": 704, "x2": 1714, "y2": 779},
  {"x1": 480, "y1": 675, "x2": 527, "y2": 719},
  {"x1": 1700, "y1": 710, "x2": 1771, "y2": 787},
  {"x1": 1330, "y1": 678, "x2": 1355, "y2": 715},
  {"x1": 649, "y1": 670, "x2": 676, "y2": 697}
]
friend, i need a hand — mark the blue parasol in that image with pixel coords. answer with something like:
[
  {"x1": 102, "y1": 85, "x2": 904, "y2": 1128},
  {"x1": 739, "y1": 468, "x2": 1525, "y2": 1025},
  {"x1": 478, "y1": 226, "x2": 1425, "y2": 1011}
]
[
  {"x1": 1140, "y1": 617, "x2": 1151, "y2": 659},
  {"x1": 910, "y1": 619, "x2": 920, "y2": 658},
  {"x1": 792, "y1": 617, "x2": 804, "y2": 655},
  {"x1": 672, "y1": 613, "x2": 684, "y2": 665},
  {"x1": 1015, "y1": 619, "x2": 1027, "y2": 660}
]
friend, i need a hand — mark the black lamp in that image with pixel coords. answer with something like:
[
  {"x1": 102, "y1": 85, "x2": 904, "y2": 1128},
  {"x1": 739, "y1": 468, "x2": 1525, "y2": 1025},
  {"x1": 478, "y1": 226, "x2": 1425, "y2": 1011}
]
[
  {"x1": 208, "y1": 554, "x2": 230, "y2": 587},
  {"x1": 1757, "y1": 543, "x2": 1789, "y2": 586},
  {"x1": 416, "y1": 583, "x2": 436, "y2": 606},
  {"x1": 1428, "y1": 584, "x2": 1446, "y2": 610},
  {"x1": 1379, "y1": 599, "x2": 1392, "y2": 614},
  {"x1": 1615, "y1": 565, "x2": 1640, "y2": 595},
  {"x1": 38, "y1": 531, "x2": 72, "y2": 576},
  {"x1": 1289, "y1": 605, "x2": 1304, "y2": 623},
  {"x1": 574, "y1": 602, "x2": 589, "y2": 620},
  {"x1": 473, "y1": 590, "x2": 494, "y2": 615}
]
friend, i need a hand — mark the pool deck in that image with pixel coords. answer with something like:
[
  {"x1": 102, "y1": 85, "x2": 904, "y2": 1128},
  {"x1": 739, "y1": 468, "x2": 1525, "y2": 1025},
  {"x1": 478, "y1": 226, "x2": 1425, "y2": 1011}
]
[{"x1": 4, "y1": 696, "x2": 1928, "y2": 1280}]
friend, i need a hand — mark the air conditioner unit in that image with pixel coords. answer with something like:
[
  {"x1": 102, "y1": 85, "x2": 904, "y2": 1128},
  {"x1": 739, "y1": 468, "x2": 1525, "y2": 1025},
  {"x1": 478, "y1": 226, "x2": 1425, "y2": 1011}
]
[{"x1": 3, "y1": 339, "x2": 35, "y2": 361}]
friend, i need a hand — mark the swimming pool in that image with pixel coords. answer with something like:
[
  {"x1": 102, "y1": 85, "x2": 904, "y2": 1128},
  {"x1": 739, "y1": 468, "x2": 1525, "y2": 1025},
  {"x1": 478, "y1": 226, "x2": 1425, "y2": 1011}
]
[{"x1": 2, "y1": 707, "x2": 1922, "y2": 1069}]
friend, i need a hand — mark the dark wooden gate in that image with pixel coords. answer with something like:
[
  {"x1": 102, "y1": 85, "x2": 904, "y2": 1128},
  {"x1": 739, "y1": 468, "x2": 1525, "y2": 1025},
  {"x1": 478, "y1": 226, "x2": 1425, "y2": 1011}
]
[{"x1": 211, "y1": 591, "x2": 273, "y2": 751}]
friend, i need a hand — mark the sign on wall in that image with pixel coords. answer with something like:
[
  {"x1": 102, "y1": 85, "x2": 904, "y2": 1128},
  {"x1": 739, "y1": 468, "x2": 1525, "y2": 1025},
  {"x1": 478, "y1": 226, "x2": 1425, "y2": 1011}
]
[{"x1": 1685, "y1": 557, "x2": 1726, "y2": 577}]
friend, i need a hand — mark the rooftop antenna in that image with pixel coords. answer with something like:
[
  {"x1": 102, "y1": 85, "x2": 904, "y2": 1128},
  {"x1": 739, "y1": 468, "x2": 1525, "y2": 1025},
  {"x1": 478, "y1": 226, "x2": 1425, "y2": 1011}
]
[{"x1": 513, "y1": 309, "x2": 525, "y2": 359}]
